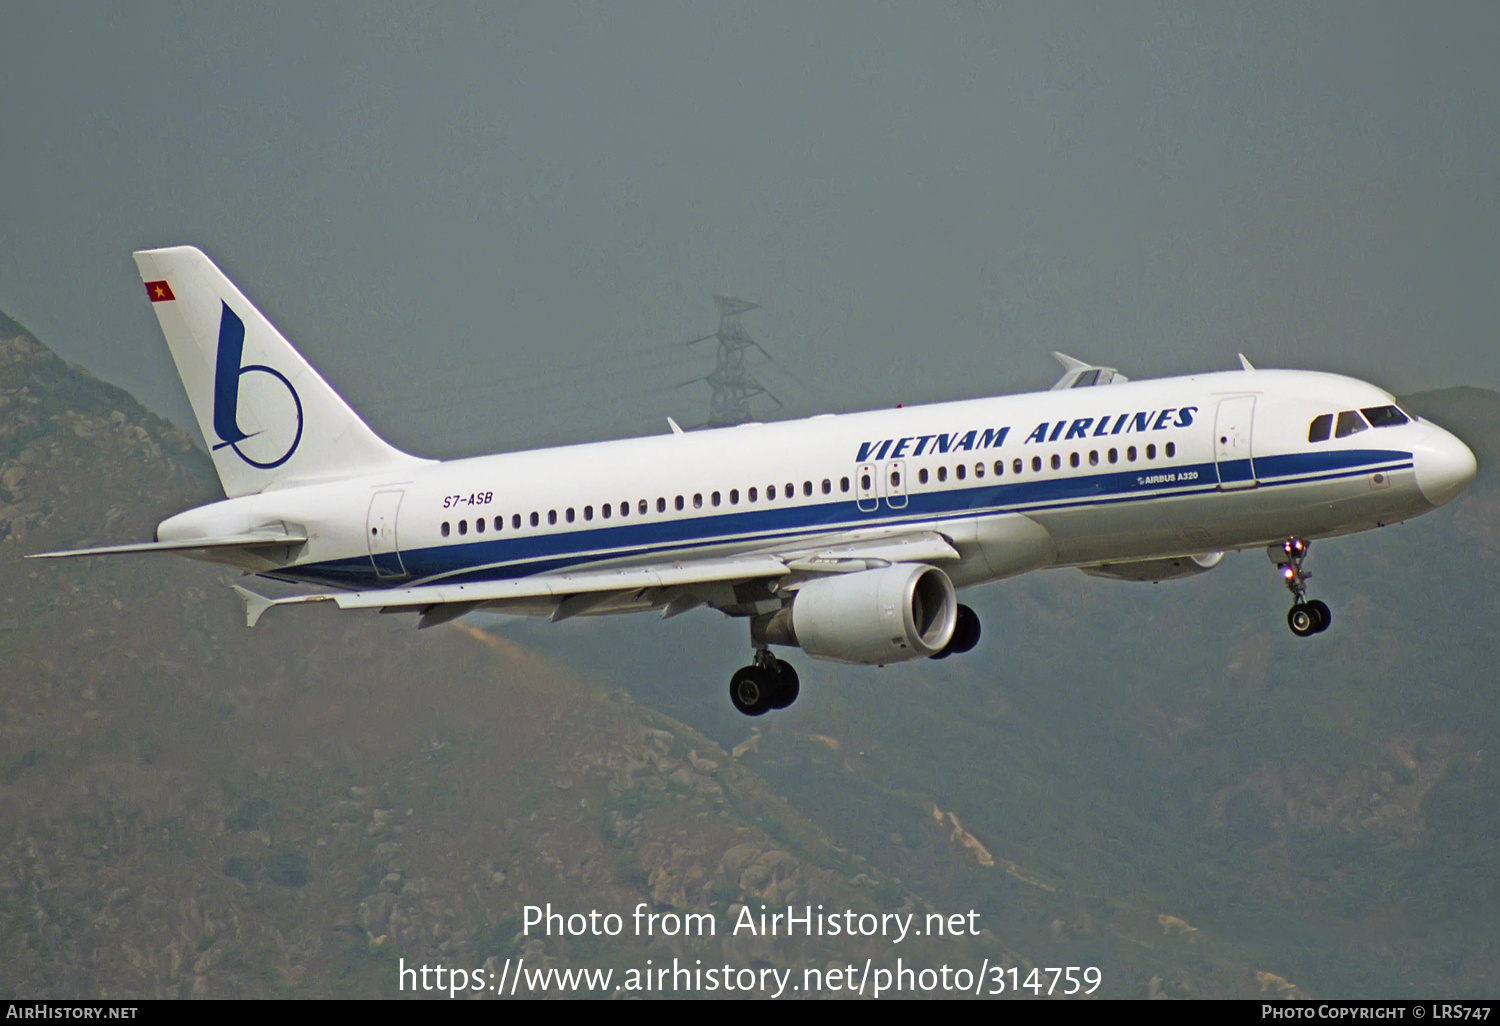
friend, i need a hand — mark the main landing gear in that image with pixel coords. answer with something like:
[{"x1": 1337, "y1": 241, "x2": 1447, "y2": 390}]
[
  {"x1": 1272, "y1": 538, "x2": 1332, "y2": 638},
  {"x1": 729, "y1": 649, "x2": 801, "y2": 717}
]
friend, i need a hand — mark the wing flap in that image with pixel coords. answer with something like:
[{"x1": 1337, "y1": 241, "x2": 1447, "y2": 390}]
[{"x1": 346, "y1": 556, "x2": 790, "y2": 610}]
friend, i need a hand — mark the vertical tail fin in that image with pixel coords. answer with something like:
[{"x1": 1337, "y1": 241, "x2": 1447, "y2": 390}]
[{"x1": 133, "y1": 246, "x2": 429, "y2": 497}]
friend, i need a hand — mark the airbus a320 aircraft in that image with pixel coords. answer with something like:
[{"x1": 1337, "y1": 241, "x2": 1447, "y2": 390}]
[{"x1": 35, "y1": 248, "x2": 1478, "y2": 716}]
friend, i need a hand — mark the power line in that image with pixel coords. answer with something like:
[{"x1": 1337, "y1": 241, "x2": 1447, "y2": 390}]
[{"x1": 363, "y1": 339, "x2": 686, "y2": 411}]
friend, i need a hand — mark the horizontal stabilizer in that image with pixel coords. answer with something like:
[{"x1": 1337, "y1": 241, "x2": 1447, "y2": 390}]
[{"x1": 28, "y1": 532, "x2": 308, "y2": 560}]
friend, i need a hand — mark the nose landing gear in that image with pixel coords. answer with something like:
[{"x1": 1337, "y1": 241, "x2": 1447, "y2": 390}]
[
  {"x1": 729, "y1": 648, "x2": 800, "y2": 716},
  {"x1": 1272, "y1": 538, "x2": 1331, "y2": 637}
]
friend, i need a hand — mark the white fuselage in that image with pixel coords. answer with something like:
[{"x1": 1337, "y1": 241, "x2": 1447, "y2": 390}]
[{"x1": 156, "y1": 366, "x2": 1474, "y2": 614}]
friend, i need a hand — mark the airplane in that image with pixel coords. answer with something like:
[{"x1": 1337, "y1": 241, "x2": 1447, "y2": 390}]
[{"x1": 32, "y1": 247, "x2": 1479, "y2": 716}]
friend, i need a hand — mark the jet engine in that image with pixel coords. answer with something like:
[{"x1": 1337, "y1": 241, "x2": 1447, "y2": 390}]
[
  {"x1": 1080, "y1": 552, "x2": 1224, "y2": 583},
  {"x1": 752, "y1": 563, "x2": 958, "y2": 665}
]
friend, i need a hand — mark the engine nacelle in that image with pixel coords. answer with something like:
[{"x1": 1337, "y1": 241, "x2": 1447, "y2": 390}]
[
  {"x1": 753, "y1": 564, "x2": 958, "y2": 665},
  {"x1": 1079, "y1": 551, "x2": 1224, "y2": 583}
]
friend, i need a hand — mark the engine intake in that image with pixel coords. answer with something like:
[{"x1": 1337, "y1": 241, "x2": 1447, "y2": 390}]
[{"x1": 753, "y1": 563, "x2": 958, "y2": 665}]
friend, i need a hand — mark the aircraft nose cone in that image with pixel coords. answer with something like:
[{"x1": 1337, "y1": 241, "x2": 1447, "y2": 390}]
[{"x1": 1414, "y1": 427, "x2": 1478, "y2": 507}]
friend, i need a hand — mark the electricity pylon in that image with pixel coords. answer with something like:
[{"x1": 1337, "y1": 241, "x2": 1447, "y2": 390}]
[{"x1": 681, "y1": 296, "x2": 782, "y2": 427}]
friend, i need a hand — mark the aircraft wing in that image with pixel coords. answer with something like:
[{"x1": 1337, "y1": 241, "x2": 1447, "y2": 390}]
[
  {"x1": 233, "y1": 528, "x2": 964, "y2": 627},
  {"x1": 234, "y1": 554, "x2": 792, "y2": 627},
  {"x1": 27, "y1": 532, "x2": 309, "y2": 559}
]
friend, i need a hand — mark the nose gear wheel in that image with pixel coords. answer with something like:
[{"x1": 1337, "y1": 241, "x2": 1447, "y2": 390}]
[{"x1": 1273, "y1": 539, "x2": 1331, "y2": 637}]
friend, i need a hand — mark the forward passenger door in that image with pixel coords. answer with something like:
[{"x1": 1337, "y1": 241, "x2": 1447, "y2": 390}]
[{"x1": 1214, "y1": 396, "x2": 1258, "y2": 490}]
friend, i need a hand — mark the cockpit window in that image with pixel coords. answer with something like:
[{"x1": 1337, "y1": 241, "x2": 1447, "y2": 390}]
[
  {"x1": 1308, "y1": 414, "x2": 1333, "y2": 443},
  {"x1": 1334, "y1": 410, "x2": 1369, "y2": 438},
  {"x1": 1361, "y1": 405, "x2": 1409, "y2": 428}
]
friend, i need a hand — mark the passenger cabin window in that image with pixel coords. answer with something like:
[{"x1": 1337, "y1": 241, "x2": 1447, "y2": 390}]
[
  {"x1": 801, "y1": 481, "x2": 811, "y2": 496},
  {"x1": 602, "y1": 503, "x2": 611, "y2": 519},
  {"x1": 513, "y1": 514, "x2": 521, "y2": 529},
  {"x1": 1031, "y1": 456, "x2": 1041, "y2": 472},
  {"x1": 675, "y1": 496, "x2": 684, "y2": 510},
  {"x1": 1146, "y1": 443, "x2": 1156, "y2": 459},
  {"x1": 1127, "y1": 446, "x2": 1137, "y2": 462},
  {"x1": 441, "y1": 522, "x2": 450, "y2": 537},
  {"x1": 1088, "y1": 450, "x2": 1099, "y2": 466},
  {"x1": 821, "y1": 479, "x2": 832, "y2": 494},
  {"x1": 1362, "y1": 405, "x2": 1409, "y2": 428},
  {"x1": 956, "y1": 464, "x2": 966, "y2": 480},
  {"x1": 937, "y1": 466, "x2": 947, "y2": 482},
  {"x1": 1165, "y1": 442, "x2": 1176, "y2": 458},
  {"x1": 1013, "y1": 458, "x2": 1022, "y2": 474},
  {"x1": 1050, "y1": 454, "x2": 1061, "y2": 470},
  {"x1": 1069, "y1": 452, "x2": 1079, "y2": 468},
  {"x1": 748, "y1": 487, "x2": 757, "y2": 502},
  {"x1": 767, "y1": 484, "x2": 777, "y2": 500},
  {"x1": 530, "y1": 512, "x2": 539, "y2": 527},
  {"x1": 693, "y1": 494, "x2": 703, "y2": 509},
  {"x1": 548, "y1": 510, "x2": 557, "y2": 525},
  {"x1": 1308, "y1": 413, "x2": 1333, "y2": 442},
  {"x1": 566, "y1": 508, "x2": 576, "y2": 523},
  {"x1": 1335, "y1": 410, "x2": 1369, "y2": 438},
  {"x1": 840, "y1": 477, "x2": 850, "y2": 492},
  {"x1": 729, "y1": 489, "x2": 739, "y2": 505},
  {"x1": 494, "y1": 516, "x2": 503, "y2": 531},
  {"x1": 974, "y1": 462, "x2": 984, "y2": 478},
  {"x1": 994, "y1": 460, "x2": 1005, "y2": 476},
  {"x1": 918, "y1": 468, "x2": 929, "y2": 484},
  {"x1": 711, "y1": 491, "x2": 721, "y2": 506},
  {"x1": 1108, "y1": 448, "x2": 1118, "y2": 463},
  {"x1": 459, "y1": 520, "x2": 468, "y2": 535},
  {"x1": 475, "y1": 517, "x2": 484, "y2": 533}
]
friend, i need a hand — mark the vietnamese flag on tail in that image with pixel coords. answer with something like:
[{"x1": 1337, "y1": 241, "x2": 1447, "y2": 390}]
[{"x1": 144, "y1": 280, "x2": 175, "y2": 302}]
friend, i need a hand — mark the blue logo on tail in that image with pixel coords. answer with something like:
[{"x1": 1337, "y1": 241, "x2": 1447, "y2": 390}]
[{"x1": 211, "y1": 302, "x2": 303, "y2": 469}]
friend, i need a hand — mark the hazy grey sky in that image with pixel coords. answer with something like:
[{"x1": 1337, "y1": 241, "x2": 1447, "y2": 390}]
[{"x1": 3, "y1": 3, "x2": 1497, "y2": 457}]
